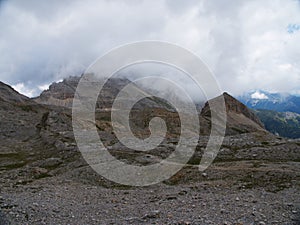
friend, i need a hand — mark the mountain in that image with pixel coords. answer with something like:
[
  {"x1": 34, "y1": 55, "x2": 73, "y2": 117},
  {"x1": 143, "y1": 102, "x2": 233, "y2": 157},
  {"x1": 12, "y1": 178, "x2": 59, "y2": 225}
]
[
  {"x1": 34, "y1": 76, "x2": 174, "y2": 111},
  {"x1": 1, "y1": 80, "x2": 300, "y2": 224},
  {"x1": 200, "y1": 92, "x2": 265, "y2": 136},
  {"x1": 0, "y1": 79, "x2": 270, "y2": 182},
  {"x1": 255, "y1": 109, "x2": 300, "y2": 139},
  {"x1": 238, "y1": 90, "x2": 300, "y2": 114},
  {"x1": 35, "y1": 77, "x2": 266, "y2": 137}
]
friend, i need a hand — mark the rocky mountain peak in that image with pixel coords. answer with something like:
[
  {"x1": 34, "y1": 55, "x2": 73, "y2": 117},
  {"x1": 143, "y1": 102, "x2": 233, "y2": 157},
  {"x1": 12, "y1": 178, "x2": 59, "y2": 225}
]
[
  {"x1": 33, "y1": 76, "x2": 80, "y2": 108},
  {"x1": 222, "y1": 92, "x2": 264, "y2": 127},
  {"x1": 200, "y1": 92, "x2": 265, "y2": 135}
]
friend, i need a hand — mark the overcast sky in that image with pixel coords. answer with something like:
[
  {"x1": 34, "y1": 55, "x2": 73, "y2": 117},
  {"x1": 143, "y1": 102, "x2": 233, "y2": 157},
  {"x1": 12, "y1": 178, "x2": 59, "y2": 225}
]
[{"x1": 0, "y1": 0, "x2": 299, "y2": 97}]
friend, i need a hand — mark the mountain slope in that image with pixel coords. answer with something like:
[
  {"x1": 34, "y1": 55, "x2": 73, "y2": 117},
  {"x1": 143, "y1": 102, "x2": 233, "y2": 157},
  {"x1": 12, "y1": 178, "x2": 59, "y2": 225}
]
[
  {"x1": 0, "y1": 81, "x2": 31, "y2": 105},
  {"x1": 0, "y1": 81, "x2": 80, "y2": 181}
]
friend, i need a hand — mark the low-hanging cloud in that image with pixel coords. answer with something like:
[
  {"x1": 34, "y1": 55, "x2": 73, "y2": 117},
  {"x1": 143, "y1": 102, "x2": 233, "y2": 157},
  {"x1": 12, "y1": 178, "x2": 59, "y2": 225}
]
[{"x1": 0, "y1": 0, "x2": 299, "y2": 97}]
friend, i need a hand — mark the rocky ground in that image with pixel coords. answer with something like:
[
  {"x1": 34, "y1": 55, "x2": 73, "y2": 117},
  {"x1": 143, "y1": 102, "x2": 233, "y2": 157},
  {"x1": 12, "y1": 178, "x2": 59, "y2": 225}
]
[
  {"x1": 0, "y1": 158, "x2": 299, "y2": 225},
  {"x1": 1, "y1": 132, "x2": 299, "y2": 224}
]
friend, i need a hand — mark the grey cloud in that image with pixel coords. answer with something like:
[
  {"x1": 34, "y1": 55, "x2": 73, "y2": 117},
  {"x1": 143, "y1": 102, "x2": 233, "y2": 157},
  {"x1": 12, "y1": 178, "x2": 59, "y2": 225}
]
[{"x1": 0, "y1": 0, "x2": 299, "y2": 97}]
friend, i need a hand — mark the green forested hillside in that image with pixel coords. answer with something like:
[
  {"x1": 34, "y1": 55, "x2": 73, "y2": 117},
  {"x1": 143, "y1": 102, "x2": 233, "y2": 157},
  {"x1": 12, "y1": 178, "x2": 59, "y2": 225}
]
[{"x1": 255, "y1": 109, "x2": 300, "y2": 139}]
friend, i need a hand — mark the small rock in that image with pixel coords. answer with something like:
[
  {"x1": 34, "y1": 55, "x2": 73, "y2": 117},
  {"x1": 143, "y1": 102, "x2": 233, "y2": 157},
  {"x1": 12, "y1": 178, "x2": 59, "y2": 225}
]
[
  {"x1": 202, "y1": 173, "x2": 208, "y2": 178},
  {"x1": 42, "y1": 157, "x2": 63, "y2": 168},
  {"x1": 258, "y1": 222, "x2": 266, "y2": 225},
  {"x1": 52, "y1": 209, "x2": 60, "y2": 213},
  {"x1": 178, "y1": 190, "x2": 187, "y2": 196},
  {"x1": 235, "y1": 197, "x2": 240, "y2": 201},
  {"x1": 166, "y1": 196, "x2": 177, "y2": 200},
  {"x1": 32, "y1": 167, "x2": 49, "y2": 178},
  {"x1": 142, "y1": 210, "x2": 160, "y2": 219}
]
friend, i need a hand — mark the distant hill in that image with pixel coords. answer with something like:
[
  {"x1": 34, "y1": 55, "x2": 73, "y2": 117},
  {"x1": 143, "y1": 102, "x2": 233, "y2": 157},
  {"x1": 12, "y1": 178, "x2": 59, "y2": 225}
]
[
  {"x1": 255, "y1": 109, "x2": 300, "y2": 139},
  {"x1": 238, "y1": 90, "x2": 300, "y2": 114}
]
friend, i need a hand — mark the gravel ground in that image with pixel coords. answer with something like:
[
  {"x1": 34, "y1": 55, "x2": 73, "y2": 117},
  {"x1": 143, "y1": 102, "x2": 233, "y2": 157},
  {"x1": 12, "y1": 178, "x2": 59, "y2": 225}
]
[{"x1": 1, "y1": 164, "x2": 299, "y2": 225}]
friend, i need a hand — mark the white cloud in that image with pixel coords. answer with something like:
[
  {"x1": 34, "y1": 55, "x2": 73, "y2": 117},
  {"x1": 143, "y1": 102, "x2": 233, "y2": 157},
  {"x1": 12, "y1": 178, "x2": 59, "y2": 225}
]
[
  {"x1": 38, "y1": 84, "x2": 50, "y2": 91},
  {"x1": 278, "y1": 63, "x2": 292, "y2": 71},
  {"x1": 0, "y1": 0, "x2": 299, "y2": 97},
  {"x1": 251, "y1": 91, "x2": 269, "y2": 100},
  {"x1": 12, "y1": 83, "x2": 37, "y2": 97}
]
